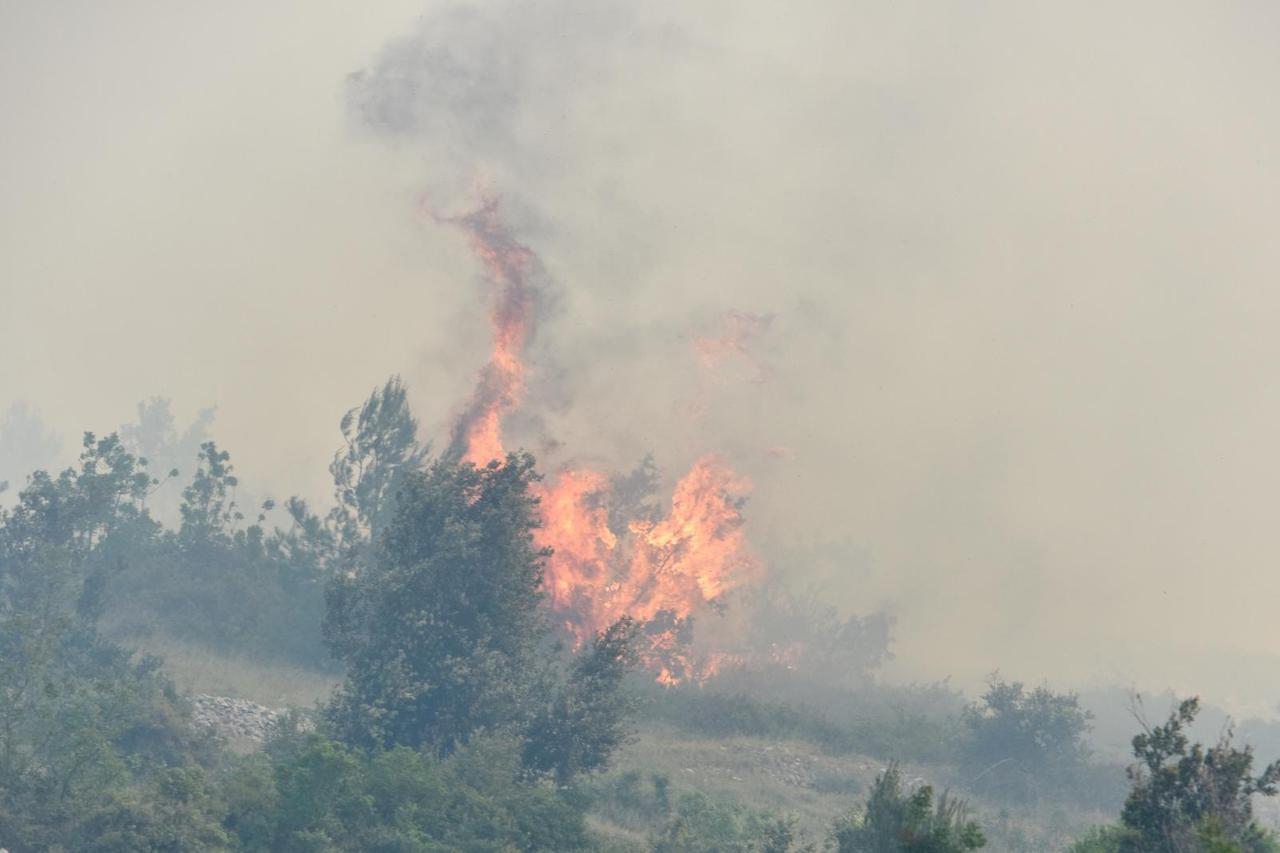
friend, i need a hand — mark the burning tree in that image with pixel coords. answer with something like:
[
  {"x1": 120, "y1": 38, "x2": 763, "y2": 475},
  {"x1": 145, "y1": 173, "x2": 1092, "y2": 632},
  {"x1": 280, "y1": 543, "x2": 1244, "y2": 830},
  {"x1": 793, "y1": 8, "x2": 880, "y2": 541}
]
[
  {"x1": 323, "y1": 451, "x2": 638, "y2": 779},
  {"x1": 436, "y1": 195, "x2": 767, "y2": 684}
]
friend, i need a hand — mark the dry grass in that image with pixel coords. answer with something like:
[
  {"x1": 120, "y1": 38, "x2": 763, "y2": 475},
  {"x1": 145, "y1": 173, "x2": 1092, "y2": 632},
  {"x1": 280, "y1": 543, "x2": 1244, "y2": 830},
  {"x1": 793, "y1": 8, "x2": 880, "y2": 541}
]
[
  {"x1": 133, "y1": 634, "x2": 339, "y2": 708},
  {"x1": 596, "y1": 723, "x2": 1112, "y2": 852}
]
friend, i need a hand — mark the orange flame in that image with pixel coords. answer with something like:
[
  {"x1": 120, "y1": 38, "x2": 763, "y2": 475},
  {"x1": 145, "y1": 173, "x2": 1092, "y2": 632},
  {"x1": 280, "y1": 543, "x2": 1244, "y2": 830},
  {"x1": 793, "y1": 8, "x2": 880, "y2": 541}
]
[
  {"x1": 439, "y1": 195, "x2": 538, "y2": 467},
  {"x1": 443, "y1": 197, "x2": 764, "y2": 683},
  {"x1": 534, "y1": 456, "x2": 761, "y2": 680}
]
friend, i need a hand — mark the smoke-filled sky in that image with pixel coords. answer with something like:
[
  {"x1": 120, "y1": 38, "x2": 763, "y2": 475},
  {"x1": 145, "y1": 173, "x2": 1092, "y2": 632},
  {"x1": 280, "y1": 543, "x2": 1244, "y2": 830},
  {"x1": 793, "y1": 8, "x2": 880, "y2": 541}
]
[{"x1": 4, "y1": 1, "x2": 1280, "y2": 710}]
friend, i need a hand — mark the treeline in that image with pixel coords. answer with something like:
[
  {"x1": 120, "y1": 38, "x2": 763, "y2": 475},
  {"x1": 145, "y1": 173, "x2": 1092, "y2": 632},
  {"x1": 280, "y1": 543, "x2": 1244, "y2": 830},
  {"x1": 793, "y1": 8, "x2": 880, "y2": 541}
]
[{"x1": 3, "y1": 379, "x2": 1280, "y2": 851}]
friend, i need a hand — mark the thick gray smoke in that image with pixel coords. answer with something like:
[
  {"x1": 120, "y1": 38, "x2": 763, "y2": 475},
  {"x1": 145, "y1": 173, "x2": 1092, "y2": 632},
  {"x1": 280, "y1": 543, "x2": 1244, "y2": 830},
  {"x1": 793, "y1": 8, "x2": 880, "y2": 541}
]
[{"x1": 5, "y1": 1, "x2": 1280, "y2": 711}]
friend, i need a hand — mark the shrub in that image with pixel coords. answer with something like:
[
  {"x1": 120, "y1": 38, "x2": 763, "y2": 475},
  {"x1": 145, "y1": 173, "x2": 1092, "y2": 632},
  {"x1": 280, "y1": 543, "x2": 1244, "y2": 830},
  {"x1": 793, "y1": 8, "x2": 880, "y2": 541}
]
[
  {"x1": 831, "y1": 763, "x2": 985, "y2": 852},
  {"x1": 960, "y1": 676, "x2": 1092, "y2": 802}
]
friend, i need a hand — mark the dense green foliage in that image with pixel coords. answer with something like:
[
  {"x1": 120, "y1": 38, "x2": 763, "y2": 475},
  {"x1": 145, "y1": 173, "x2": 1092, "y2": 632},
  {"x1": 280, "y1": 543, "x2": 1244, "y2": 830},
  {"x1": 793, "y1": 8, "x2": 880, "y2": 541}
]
[
  {"x1": 323, "y1": 448, "x2": 639, "y2": 783},
  {"x1": 14, "y1": 381, "x2": 1280, "y2": 852},
  {"x1": 831, "y1": 763, "x2": 985, "y2": 852},
  {"x1": 960, "y1": 676, "x2": 1094, "y2": 803},
  {"x1": 0, "y1": 382, "x2": 644, "y2": 851},
  {"x1": 324, "y1": 453, "x2": 552, "y2": 753},
  {"x1": 0, "y1": 434, "x2": 219, "y2": 850},
  {"x1": 221, "y1": 731, "x2": 591, "y2": 852}
]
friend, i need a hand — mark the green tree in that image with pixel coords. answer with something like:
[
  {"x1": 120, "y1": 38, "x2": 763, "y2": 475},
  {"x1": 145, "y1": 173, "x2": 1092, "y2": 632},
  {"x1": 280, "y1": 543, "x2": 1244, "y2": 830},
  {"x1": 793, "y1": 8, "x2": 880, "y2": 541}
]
[
  {"x1": 831, "y1": 763, "x2": 985, "y2": 853},
  {"x1": 324, "y1": 452, "x2": 552, "y2": 754},
  {"x1": 961, "y1": 675, "x2": 1092, "y2": 802},
  {"x1": 1119, "y1": 697, "x2": 1280, "y2": 852},
  {"x1": 523, "y1": 616, "x2": 641, "y2": 783},
  {"x1": 0, "y1": 434, "x2": 213, "y2": 850}
]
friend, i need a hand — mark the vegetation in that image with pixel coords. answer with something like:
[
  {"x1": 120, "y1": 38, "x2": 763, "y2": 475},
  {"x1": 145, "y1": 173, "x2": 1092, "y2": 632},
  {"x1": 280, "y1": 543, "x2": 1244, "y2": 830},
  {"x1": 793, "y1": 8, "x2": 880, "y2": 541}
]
[
  {"x1": 960, "y1": 676, "x2": 1095, "y2": 803},
  {"x1": 831, "y1": 763, "x2": 985, "y2": 852},
  {"x1": 0, "y1": 383, "x2": 644, "y2": 850},
  {"x1": 1118, "y1": 698, "x2": 1280, "y2": 852},
  {"x1": 6, "y1": 381, "x2": 1280, "y2": 851}
]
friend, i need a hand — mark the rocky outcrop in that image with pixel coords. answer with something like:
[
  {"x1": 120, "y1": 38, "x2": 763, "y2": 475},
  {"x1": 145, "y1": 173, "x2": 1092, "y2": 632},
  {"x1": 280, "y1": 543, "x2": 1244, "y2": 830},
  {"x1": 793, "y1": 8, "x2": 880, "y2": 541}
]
[{"x1": 190, "y1": 694, "x2": 306, "y2": 745}]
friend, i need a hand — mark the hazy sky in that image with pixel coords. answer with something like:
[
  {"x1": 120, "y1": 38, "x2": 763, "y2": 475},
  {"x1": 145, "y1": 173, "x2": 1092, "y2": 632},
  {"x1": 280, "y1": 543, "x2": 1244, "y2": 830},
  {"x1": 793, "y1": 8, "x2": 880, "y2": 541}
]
[{"x1": 4, "y1": 1, "x2": 1280, "y2": 709}]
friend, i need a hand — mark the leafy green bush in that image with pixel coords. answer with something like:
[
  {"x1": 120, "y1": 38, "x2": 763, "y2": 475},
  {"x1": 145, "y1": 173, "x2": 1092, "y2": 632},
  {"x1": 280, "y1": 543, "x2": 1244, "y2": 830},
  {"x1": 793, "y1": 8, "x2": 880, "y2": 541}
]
[
  {"x1": 960, "y1": 676, "x2": 1093, "y2": 803},
  {"x1": 222, "y1": 732, "x2": 592, "y2": 852},
  {"x1": 1118, "y1": 697, "x2": 1280, "y2": 852},
  {"x1": 831, "y1": 762, "x2": 985, "y2": 852}
]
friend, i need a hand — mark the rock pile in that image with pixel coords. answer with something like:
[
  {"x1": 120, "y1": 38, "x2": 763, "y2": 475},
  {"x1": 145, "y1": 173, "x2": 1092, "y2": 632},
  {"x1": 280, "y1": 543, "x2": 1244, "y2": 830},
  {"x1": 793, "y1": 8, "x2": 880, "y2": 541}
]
[{"x1": 190, "y1": 694, "x2": 302, "y2": 745}]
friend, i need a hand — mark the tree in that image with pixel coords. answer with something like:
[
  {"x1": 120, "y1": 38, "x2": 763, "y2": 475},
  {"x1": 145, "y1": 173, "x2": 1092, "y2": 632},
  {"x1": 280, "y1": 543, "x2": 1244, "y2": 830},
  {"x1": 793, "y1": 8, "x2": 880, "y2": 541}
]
[
  {"x1": 831, "y1": 763, "x2": 985, "y2": 852},
  {"x1": 270, "y1": 377, "x2": 428, "y2": 580},
  {"x1": 327, "y1": 375, "x2": 429, "y2": 554},
  {"x1": 960, "y1": 675, "x2": 1092, "y2": 801},
  {"x1": 1119, "y1": 697, "x2": 1280, "y2": 852},
  {"x1": 324, "y1": 452, "x2": 552, "y2": 754},
  {"x1": 118, "y1": 397, "x2": 215, "y2": 524},
  {"x1": 523, "y1": 616, "x2": 641, "y2": 783},
  {"x1": 0, "y1": 434, "x2": 213, "y2": 850},
  {"x1": 178, "y1": 441, "x2": 243, "y2": 544}
]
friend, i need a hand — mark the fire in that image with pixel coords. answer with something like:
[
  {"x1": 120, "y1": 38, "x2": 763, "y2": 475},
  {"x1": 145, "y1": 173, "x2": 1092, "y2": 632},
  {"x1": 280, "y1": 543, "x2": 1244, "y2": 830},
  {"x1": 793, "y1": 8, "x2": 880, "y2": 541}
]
[
  {"x1": 441, "y1": 195, "x2": 763, "y2": 682},
  {"x1": 535, "y1": 457, "x2": 760, "y2": 659},
  {"x1": 438, "y1": 195, "x2": 538, "y2": 467}
]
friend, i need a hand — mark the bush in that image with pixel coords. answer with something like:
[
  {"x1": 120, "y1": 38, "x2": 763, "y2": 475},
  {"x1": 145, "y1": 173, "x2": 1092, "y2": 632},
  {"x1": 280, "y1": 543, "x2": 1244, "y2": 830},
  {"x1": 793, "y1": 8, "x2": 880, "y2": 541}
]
[
  {"x1": 1119, "y1": 697, "x2": 1280, "y2": 852},
  {"x1": 831, "y1": 762, "x2": 985, "y2": 852},
  {"x1": 223, "y1": 732, "x2": 592, "y2": 851},
  {"x1": 960, "y1": 676, "x2": 1092, "y2": 803}
]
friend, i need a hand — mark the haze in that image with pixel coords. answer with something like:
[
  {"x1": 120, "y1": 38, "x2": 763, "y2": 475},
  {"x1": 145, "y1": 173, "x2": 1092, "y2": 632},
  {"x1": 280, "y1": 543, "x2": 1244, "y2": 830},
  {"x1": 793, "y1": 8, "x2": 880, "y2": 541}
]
[{"x1": 3, "y1": 0, "x2": 1279, "y2": 711}]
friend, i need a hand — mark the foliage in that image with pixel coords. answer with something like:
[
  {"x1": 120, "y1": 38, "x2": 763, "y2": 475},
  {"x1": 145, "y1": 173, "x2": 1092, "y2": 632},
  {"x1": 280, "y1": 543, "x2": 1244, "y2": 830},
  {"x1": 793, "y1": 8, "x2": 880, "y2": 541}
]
[
  {"x1": 831, "y1": 763, "x2": 985, "y2": 852},
  {"x1": 223, "y1": 731, "x2": 591, "y2": 852},
  {"x1": 324, "y1": 452, "x2": 552, "y2": 753},
  {"x1": 324, "y1": 450, "x2": 640, "y2": 783},
  {"x1": 1118, "y1": 697, "x2": 1280, "y2": 852},
  {"x1": 651, "y1": 790, "x2": 811, "y2": 853},
  {"x1": 523, "y1": 616, "x2": 642, "y2": 783},
  {"x1": 643, "y1": 678, "x2": 963, "y2": 765},
  {"x1": 0, "y1": 434, "x2": 219, "y2": 851},
  {"x1": 118, "y1": 396, "x2": 215, "y2": 524},
  {"x1": 960, "y1": 675, "x2": 1093, "y2": 802},
  {"x1": 327, "y1": 375, "x2": 430, "y2": 556},
  {"x1": 99, "y1": 378, "x2": 428, "y2": 668},
  {"x1": 100, "y1": 440, "x2": 329, "y2": 667}
]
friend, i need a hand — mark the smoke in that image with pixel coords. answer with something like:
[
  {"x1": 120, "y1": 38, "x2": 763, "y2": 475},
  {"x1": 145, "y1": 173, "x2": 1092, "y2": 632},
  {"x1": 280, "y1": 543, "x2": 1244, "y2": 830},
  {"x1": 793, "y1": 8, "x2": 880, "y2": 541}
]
[
  {"x1": 0, "y1": 402, "x2": 63, "y2": 495},
  {"x1": 5, "y1": 1, "x2": 1280, "y2": 708}
]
